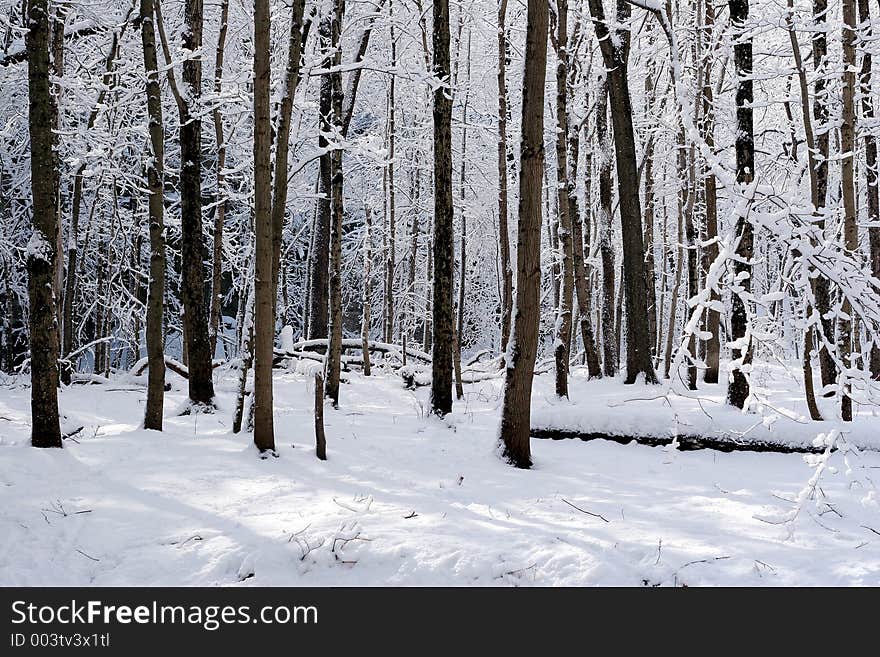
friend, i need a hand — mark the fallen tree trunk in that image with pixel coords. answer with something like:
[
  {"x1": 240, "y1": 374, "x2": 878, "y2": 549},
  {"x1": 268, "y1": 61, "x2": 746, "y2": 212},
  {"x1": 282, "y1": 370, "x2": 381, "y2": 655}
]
[
  {"x1": 279, "y1": 338, "x2": 433, "y2": 364},
  {"x1": 530, "y1": 429, "x2": 835, "y2": 454},
  {"x1": 130, "y1": 356, "x2": 223, "y2": 379}
]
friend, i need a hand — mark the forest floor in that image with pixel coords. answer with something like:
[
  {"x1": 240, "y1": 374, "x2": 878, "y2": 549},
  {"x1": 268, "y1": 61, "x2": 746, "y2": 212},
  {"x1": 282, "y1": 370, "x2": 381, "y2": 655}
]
[{"x1": 1, "y1": 360, "x2": 879, "y2": 586}]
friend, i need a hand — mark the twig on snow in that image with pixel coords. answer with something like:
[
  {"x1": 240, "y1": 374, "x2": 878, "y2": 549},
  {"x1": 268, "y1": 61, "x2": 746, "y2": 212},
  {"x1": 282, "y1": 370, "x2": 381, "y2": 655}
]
[{"x1": 560, "y1": 497, "x2": 609, "y2": 523}]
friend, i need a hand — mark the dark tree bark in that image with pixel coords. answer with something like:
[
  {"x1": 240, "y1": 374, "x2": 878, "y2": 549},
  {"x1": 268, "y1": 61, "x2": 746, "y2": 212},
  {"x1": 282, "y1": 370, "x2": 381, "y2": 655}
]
[
  {"x1": 252, "y1": 0, "x2": 275, "y2": 451},
  {"x1": 812, "y1": 0, "x2": 835, "y2": 392},
  {"x1": 314, "y1": 372, "x2": 326, "y2": 460},
  {"x1": 642, "y1": 63, "x2": 659, "y2": 369},
  {"x1": 726, "y1": 0, "x2": 755, "y2": 410},
  {"x1": 700, "y1": 0, "x2": 721, "y2": 384},
  {"x1": 178, "y1": 0, "x2": 215, "y2": 407},
  {"x1": 383, "y1": 13, "x2": 397, "y2": 344},
  {"x1": 839, "y1": 0, "x2": 857, "y2": 421},
  {"x1": 586, "y1": 0, "x2": 657, "y2": 384},
  {"x1": 859, "y1": 0, "x2": 880, "y2": 378},
  {"x1": 568, "y1": 108, "x2": 602, "y2": 379},
  {"x1": 596, "y1": 81, "x2": 617, "y2": 377},
  {"x1": 308, "y1": 18, "x2": 333, "y2": 340},
  {"x1": 430, "y1": 0, "x2": 454, "y2": 417},
  {"x1": 325, "y1": 0, "x2": 345, "y2": 407},
  {"x1": 497, "y1": 0, "x2": 513, "y2": 359},
  {"x1": 362, "y1": 203, "x2": 373, "y2": 376},
  {"x1": 26, "y1": 0, "x2": 62, "y2": 448},
  {"x1": 141, "y1": 0, "x2": 166, "y2": 431},
  {"x1": 499, "y1": 0, "x2": 548, "y2": 469},
  {"x1": 208, "y1": 0, "x2": 229, "y2": 360},
  {"x1": 551, "y1": 0, "x2": 574, "y2": 398}
]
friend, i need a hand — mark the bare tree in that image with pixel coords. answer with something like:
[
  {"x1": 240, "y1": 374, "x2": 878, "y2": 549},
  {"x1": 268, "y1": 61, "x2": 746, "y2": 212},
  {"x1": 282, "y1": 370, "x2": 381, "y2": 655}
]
[
  {"x1": 726, "y1": 0, "x2": 755, "y2": 410},
  {"x1": 499, "y1": 0, "x2": 548, "y2": 468},
  {"x1": 252, "y1": 0, "x2": 274, "y2": 451},
  {"x1": 178, "y1": 0, "x2": 215, "y2": 408},
  {"x1": 431, "y1": 0, "x2": 454, "y2": 416},
  {"x1": 586, "y1": 0, "x2": 657, "y2": 385},
  {"x1": 141, "y1": 0, "x2": 166, "y2": 431},
  {"x1": 497, "y1": 0, "x2": 513, "y2": 358},
  {"x1": 26, "y1": 0, "x2": 62, "y2": 448},
  {"x1": 551, "y1": 0, "x2": 575, "y2": 397}
]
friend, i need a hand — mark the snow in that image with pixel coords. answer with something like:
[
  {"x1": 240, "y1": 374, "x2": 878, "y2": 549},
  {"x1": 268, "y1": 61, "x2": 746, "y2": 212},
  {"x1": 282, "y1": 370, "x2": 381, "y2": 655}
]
[{"x1": 1, "y1": 364, "x2": 879, "y2": 586}]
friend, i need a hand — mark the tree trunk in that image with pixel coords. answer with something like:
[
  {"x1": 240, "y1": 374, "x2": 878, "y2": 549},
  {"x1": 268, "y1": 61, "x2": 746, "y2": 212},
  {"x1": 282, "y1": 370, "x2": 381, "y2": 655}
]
[
  {"x1": 232, "y1": 267, "x2": 254, "y2": 435},
  {"x1": 271, "y1": 0, "x2": 308, "y2": 297},
  {"x1": 178, "y1": 0, "x2": 215, "y2": 408},
  {"x1": 26, "y1": 0, "x2": 62, "y2": 448},
  {"x1": 551, "y1": 0, "x2": 574, "y2": 398},
  {"x1": 786, "y1": 0, "x2": 823, "y2": 419},
  {"x1": 308, "y1": 18, "x2": 333, "y2": 340},
  {"x1": 812, "y1": 0, "x2": 835, "y2": 393},
  {"x1": 362, "y1": 203, "x2": 373, "y2": 376},
  {"x1": 314, "y1": 372, "x2": 326, "y2": 460},
  {"x1": 499, "y1": 0, "x2": 548, "y2": 468},
  {"x1": 208, "y1": 0, "x2": 229, "y2": 360},
  {"x1": 726, "y1": 0, "x2": 755, "y2": 410},
  {"x1": 587, "y1": 0, "x2": 657, "y2": 384},
  {"x1": 383, "y1": 10, "x2": 396, "y2": 344},
  {"x1": 701, "y1": 0, "x2": 721, "y2": 384},
  {"x1": 642, "y1": 66, "x2": 659, "y2": 368},
  {"x1": 252, "y1": 0, "x2": 275, "y2": 451},
  {"x1": 141, "y1": 0, "x2": 166, "y2": 431},
  {"x1": 839, "y1": 0, "x2": 857, "y2": 420},
  {"x1": 430, "y1": 0, "x2": 454, "y2": 417},
  {"x1": 325, "y1": 0, "x2": 345, "y2": 407},
  {"x1": 596, "y1": 81, "x2": 616, "y2": 377},
  {"x1": 859, "y1": 0, "x2": 880, "y2": 378},
  {"x1": 497, "y1": 0, "x2": 513, "y2": 360}
]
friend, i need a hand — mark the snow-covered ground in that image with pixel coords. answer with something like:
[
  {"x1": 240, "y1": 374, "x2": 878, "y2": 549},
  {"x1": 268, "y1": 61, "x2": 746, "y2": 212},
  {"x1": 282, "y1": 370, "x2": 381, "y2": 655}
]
[{"x1": 1, "y1": 362, "x2": 878, "y2": 586}]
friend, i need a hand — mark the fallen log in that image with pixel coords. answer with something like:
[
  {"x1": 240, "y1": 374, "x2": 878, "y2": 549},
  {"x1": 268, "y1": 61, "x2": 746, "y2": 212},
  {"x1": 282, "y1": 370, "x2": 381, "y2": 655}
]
[
  {"x1": 279, "y1": 338, "x2": 432, "y2": 364},
  {"x1": 530, "y1": 429, "x2": 831, "y2": 454},
  {"x1": 130, "y1": 356, "x2": 224, "y2": 379}
]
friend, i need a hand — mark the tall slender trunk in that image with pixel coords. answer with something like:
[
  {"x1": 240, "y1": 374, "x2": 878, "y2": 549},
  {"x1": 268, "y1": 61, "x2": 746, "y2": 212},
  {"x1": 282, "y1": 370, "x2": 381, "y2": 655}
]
[
  {"x1": 551, "y1": 0, "x2": 574, "y2": 397},
  {"x1": 786, "y1": 0, "x2": 823, "y2": 419},
  {"x1": 499, "y1": 0, "x2": 548, "y2": 469},
  {"x1": 685, "y1": 135, "x2": 699, "y2": 390},
  {"x1": 272, "y1": 0, "x2": 308, "y2": 298},
  {"x1": 308, "y1": 17, "x2": 333, "y2": 340},
  {"x1": 362, "y1": 203, "x2": 373, "y2": 376},
  {"x1": 179, "y1": 0, "x2": 214, "y2": 407},
  {"x1": 383, "y1": 16, "x2": 397, "y2": 343},
  {"x1": 596, "y1": 81, "x2": 616, "y2": 377},
  {"x1": 726, "y1": 0, "x2": 755, "y2": 410},
  {"x1": 812, "y1": 0, "x2": 835, "y2": 392},
  {"x1": 430, "y1": 0, "x2": 454, "y2": 416},
  {"x1": 141, "y1": 0, "x2": 166, "y2": 431},
  {"x1": 325, "y1": 0, "x2": 346, "y2": 407},
  {"x1": 252, "y1": 0, "x2": 275, "y2": 451},
  {"x1": 859, "y1": 0, "x2": 880, "y2": 378},
  {"x1": 568, "y1": 97, "x2": 601, "y2": 376},
  {"x1": 701, "y1": 0, "x2": 721, "y2": 384},
  {"x1": 208, "y1": 0, "x2": 229, "y2": 360},
  {"x1": 497, "y1": 0, "x2": 513, "y2": 359},
  {"x1": 26, "y1": 0, "x2": 62, "y2": 447},
  {"x1": 454, "y1": 34, "x2": 470, "y2": 402},
  {"x1": 642, "y1": 67, "x2": 659, "y2": 366},
  {"x1": 839, "y1": 0, "x2": 858, "y2": 421}
]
